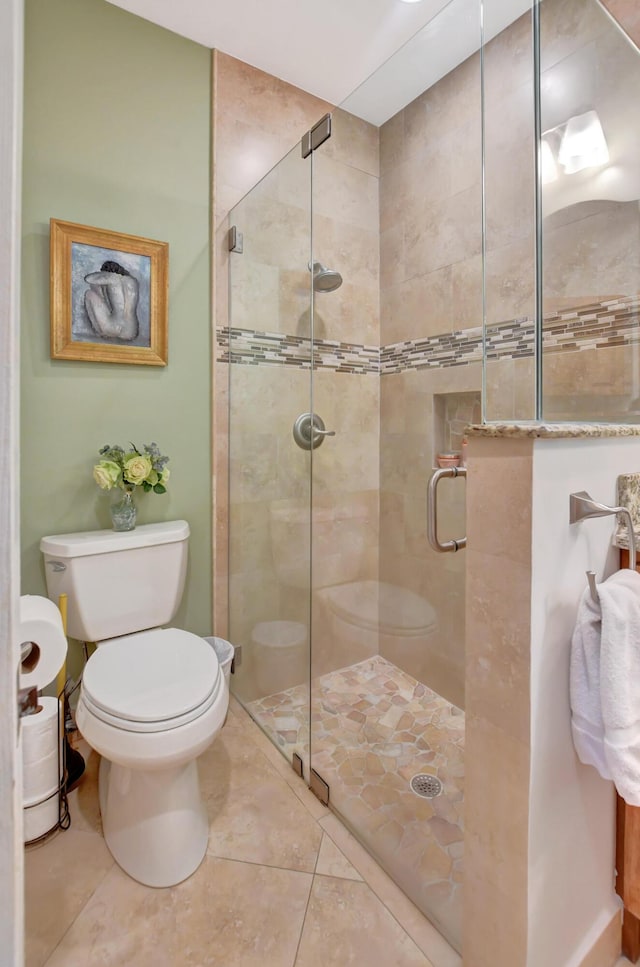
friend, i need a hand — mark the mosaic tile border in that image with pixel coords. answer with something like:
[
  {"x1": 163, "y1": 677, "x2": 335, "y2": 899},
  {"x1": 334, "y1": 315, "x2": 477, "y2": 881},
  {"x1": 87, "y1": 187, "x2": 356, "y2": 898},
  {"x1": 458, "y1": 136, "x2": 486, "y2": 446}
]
[
  {"x1": 380, "y1": 327, "x2": 482, "y2": 375},
  {"x1": 217, "y1": 327, "x2": 379, "y2": 375},
  {"x1": 217, "y1": 296, "x2": 640, "y2": 375},
  {"x1": 543, "y1": 297, "x2": 640, "y2": 356}
]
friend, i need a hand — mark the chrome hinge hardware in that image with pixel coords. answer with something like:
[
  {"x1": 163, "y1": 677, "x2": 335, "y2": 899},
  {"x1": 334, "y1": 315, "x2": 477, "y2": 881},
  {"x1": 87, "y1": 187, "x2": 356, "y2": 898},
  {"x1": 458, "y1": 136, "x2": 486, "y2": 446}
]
[{"x1": 301, "y1": 114, "x2": 332, "y2": 159}]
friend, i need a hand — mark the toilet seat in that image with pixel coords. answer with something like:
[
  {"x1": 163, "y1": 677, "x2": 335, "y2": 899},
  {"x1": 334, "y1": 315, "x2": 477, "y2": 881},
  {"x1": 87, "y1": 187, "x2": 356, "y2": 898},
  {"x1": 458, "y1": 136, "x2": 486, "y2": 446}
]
[
  {"x1": 82, "y1": 627, "x2": 220, "y2": 733},
  {"x1": 322, "y1": 580, "x2": 438, "y2": 637}
]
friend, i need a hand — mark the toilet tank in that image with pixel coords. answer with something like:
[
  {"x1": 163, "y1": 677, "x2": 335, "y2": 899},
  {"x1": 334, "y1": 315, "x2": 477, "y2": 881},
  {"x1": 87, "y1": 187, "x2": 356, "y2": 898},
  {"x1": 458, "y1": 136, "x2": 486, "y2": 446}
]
[{"x1": 40, "y1": 520, "x2": 190, "y2": 642}]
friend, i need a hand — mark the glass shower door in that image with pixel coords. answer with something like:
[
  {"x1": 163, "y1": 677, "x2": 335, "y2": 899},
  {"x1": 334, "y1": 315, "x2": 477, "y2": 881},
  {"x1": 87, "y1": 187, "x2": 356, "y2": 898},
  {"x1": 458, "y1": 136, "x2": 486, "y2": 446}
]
[
  {"x1": 307, "y1": 3, "x2": 481, "y2": 938},
  {"x1": 227, "y1": 143, "x2": 313, "y2": 768}
]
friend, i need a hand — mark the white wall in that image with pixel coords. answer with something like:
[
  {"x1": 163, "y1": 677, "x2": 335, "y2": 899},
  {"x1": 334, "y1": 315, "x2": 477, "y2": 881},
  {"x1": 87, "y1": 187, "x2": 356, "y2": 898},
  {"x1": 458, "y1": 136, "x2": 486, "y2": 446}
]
[{"x1": 529, "y1": 436, "x2": 640, "y2": 965}]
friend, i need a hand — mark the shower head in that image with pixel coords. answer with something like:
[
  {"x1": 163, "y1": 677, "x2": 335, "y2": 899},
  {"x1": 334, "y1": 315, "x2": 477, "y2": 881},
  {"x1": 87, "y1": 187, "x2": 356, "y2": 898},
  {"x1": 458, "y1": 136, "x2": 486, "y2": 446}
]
[{"x1": 310, "y1": 261, "x2": 343, "y2": 293}]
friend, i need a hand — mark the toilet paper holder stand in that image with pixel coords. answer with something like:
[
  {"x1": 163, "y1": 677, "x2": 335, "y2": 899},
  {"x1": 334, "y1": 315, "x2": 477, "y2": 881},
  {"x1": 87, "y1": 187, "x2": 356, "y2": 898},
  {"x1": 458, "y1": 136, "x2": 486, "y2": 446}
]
[{"x1": 22, "y1": 678, "x2": 71, "y2": 846}]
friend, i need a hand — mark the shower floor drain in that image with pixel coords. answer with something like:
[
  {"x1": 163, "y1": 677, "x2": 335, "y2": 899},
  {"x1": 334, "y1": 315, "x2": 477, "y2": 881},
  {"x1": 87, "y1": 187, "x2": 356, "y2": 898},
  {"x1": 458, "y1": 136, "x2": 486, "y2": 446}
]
[{"x1": 410, "y1": 774, "x2": 443, "y2": 799}]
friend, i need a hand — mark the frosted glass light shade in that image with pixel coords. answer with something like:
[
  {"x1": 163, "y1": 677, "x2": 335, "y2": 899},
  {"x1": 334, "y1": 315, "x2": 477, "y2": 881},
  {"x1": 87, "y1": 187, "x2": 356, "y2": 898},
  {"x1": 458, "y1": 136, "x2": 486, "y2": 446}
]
[
  {"x1": 558, "y1": 110, "x2": 609, "y2": 175},
  {"x1": 541, "y1": 138, "x2": 558, "y2": 184}
]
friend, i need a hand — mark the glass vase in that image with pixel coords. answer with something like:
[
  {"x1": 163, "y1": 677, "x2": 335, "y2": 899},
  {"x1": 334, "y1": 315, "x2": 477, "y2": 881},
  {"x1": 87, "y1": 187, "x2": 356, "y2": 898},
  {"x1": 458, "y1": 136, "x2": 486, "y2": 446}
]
[{"x1": 110, "y1": 486, "x2": 137, "y2": 532}]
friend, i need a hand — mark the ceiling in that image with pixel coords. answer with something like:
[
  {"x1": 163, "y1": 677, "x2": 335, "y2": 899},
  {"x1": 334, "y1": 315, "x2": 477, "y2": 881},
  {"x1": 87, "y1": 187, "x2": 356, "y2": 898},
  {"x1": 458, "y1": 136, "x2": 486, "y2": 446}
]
[{"x1": 106, "y1": 0, "x2": 461, "y2": 113}]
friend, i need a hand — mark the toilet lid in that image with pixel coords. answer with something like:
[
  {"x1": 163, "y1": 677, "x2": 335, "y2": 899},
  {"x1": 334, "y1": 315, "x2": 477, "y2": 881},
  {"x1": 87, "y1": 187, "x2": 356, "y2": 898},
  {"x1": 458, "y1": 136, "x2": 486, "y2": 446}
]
[
  {"x1": 323, "y1": 581, "x2": 438, "y2": 636},
  {"x1": 82, "y1": 628, "x2": 220, "y2": 728}
]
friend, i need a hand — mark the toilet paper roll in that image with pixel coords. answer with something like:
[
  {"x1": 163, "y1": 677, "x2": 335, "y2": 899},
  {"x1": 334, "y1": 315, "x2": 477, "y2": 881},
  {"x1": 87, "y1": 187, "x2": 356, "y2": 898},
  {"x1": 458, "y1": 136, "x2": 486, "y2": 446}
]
[
  {"x1": 19, "y1": 595, "x2": 67, "y2": 691},
  {"x1": 22, "y1": 697, "x2": 63, "y2": 806},
  {"x1": 24, "y1": 793, "x2": 60, "y2": 843}
]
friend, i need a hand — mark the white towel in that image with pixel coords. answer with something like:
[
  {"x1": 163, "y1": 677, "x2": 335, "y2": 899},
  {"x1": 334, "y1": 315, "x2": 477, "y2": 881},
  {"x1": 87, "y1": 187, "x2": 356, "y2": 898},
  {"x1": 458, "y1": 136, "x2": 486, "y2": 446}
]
[
  {"x1": 600, "y1": 569, "x2": 640, "y2": 805},
  {"x1": 570, "y1": 582, "x2": 612, "y2": 782},
  {"x1": 570, "y1": 569, "x2": 640, "y2": 804}
]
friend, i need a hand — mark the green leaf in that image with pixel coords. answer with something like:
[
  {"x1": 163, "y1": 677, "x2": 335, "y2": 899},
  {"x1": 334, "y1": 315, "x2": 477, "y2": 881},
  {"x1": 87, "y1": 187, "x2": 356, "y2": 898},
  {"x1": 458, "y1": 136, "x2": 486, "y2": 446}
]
[
  {"x1": 153, "y1": 484, "x2": 166, "y2": 494},
  {"x1": 142, "y1": 481, "x2": 152, "y2": 492}
]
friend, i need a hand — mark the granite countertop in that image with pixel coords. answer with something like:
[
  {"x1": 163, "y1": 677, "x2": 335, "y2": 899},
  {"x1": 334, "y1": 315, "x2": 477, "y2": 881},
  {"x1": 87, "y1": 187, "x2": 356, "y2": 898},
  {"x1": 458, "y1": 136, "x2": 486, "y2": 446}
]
[
  {"x1": 615, "y1": 472, "x2": 640, "y2": 550},
  {"x1": 465, "y1": 423, "x2": 640, "y2": 439}
]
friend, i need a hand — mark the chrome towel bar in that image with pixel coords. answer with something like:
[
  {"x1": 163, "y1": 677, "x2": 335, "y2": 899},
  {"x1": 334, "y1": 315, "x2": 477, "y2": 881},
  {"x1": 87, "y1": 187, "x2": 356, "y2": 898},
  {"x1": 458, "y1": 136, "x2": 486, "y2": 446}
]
[{"x1": 569, "y1": 490, "x2": 637, "y2": 603}]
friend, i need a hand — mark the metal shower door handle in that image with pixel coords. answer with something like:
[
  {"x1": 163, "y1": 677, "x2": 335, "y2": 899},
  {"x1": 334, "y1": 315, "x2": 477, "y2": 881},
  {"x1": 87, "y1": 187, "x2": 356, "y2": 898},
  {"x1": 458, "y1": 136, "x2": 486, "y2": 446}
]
[
  {"x1": 427, "y1": 467, "x2": 467, "y2": 553},
  {"x1": 293, "y1": 413, "x2": 335, "y2": 450}
]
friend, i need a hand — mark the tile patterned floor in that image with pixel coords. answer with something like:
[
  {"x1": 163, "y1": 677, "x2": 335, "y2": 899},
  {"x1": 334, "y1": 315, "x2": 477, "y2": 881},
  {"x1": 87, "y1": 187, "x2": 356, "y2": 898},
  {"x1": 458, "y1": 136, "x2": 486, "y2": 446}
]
[
  {"x1": 25, "y1": 696, "x2": 460, "y2": 967},
  {"x1": 247, "y1": 657, "x2": 465, "y2": 947}
]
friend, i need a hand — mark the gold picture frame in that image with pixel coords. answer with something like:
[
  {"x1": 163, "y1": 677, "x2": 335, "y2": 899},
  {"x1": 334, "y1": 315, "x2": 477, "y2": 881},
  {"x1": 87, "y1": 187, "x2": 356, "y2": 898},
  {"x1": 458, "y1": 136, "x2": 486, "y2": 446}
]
[{"x1": 50, "y1": 219, "x2": 168, "y2": 366}]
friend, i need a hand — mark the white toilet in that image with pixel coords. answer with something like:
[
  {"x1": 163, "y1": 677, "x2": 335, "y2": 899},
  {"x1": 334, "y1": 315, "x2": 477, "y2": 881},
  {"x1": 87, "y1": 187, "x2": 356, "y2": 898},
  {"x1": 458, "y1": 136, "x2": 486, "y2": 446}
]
[
  {"x1": 40, "y1": 520, "x2": 228, "y2": 888},
  {"x1": 269, "y1": 500, "x2": 439, "y2": 676},
  {"x1": 318, "y1": 579, "x2": 438, "y2": 659}
]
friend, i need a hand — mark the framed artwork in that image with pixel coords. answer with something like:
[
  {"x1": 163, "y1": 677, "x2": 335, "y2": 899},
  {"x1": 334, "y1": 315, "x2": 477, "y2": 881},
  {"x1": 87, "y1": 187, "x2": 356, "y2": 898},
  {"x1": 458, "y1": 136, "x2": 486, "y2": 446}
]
[{"x1": 50, "y1": 219, "x2": 169, "y2": 366}]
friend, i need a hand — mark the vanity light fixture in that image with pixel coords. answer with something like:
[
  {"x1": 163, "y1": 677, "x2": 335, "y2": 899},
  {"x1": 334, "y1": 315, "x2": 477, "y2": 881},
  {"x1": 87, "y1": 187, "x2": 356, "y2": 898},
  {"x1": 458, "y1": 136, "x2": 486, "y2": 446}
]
[{"x1": 557, "y1": 110, "x2": 609, "y2": 175}]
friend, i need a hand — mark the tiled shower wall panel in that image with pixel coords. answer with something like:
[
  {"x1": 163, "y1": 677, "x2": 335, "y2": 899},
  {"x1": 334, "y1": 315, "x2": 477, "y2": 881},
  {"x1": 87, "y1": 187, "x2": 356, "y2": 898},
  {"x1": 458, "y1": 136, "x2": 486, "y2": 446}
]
[
  {"x1": 600, "y1": 0, "x2": 640, "y2": 46},
  {"x1": 378, "y1": 47, "x2": 482, "y2": 709},
  {"x1": 379, "y1": 365, "x2": 481, "y2": 711}
]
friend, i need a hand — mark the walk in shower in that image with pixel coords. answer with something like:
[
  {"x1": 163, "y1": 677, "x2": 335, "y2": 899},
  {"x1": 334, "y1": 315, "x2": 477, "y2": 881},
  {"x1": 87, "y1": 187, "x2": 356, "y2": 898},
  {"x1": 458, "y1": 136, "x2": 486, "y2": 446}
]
[{"x1": 223, "y1": 0, "x2": 640, "y2": 952}]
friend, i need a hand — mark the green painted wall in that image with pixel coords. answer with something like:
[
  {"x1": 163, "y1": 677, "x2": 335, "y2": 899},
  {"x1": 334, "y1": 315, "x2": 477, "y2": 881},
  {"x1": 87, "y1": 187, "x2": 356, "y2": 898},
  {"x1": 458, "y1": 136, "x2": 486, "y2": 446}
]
[{"x1": 21, "y1": 0, "x2": 212, "y2": 673}]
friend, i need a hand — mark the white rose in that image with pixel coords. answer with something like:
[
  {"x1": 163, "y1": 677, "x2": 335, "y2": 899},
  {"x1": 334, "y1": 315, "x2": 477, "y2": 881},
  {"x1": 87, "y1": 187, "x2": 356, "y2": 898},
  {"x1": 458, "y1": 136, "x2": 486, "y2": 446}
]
[{"x1": 123, "y1": 453, "x2": 152, "y2": 486}]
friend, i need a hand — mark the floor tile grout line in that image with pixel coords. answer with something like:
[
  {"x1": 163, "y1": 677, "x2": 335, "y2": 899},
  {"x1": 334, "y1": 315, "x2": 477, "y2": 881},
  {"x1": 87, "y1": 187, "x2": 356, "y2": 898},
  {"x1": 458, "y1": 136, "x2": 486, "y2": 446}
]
[
  {"x1": 230, "y1": 696, "x2": 450, "y2": 962},
  {"x1": 319, "y1": 821, "x2": 446, "y2": 967},
  {"x1": 38, "y1": 857, "x2": 116, "y2": 967},
  {"x1": 203, "y1": 849, "x2": 319, "y2": 878},
  {"x1": 291, "y1": 824, "x2": 323, "y2": 966},
  {"x1": 234, "y1": 667, "x2": 463, "y2": 965}
]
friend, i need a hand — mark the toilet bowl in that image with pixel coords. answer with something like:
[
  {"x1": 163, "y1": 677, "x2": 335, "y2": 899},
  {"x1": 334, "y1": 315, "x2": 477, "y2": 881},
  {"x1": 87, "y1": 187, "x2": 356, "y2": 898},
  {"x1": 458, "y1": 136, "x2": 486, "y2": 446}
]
[
  {"x1": 40, "y1": 521, "x2": 229, "y2": 887},
  {"x1": 317, "y1": 580, "x2": 438, "y2": 666},
  {"x1": 76, "y1": 628, "x2": 227, "y2": 888},
  {"x1": 252, "y1": 620, "x2": 308, "y2": 696}
]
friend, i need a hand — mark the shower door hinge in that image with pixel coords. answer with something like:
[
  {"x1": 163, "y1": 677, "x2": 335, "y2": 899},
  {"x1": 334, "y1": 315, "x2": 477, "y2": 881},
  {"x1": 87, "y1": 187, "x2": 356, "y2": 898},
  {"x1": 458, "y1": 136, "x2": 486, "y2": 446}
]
[
  {"x1": 310, "y1": 768, "x2": 330, "y2": 806},
  {"x1": 301, "y1": 113, "x2": 332, "y2": 159},
  {"x1": 228, "y1": 226, "x2": 243, "y2": 254},
  {"x1": 292, "y1": 752, "x2": 304, "y2": 779}
]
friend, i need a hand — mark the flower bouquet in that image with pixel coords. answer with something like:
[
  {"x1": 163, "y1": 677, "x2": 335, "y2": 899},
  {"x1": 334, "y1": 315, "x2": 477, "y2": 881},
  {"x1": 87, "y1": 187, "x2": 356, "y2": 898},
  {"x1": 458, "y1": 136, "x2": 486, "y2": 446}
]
[{"x1": 93, "y1": 443, "x2": 170, "y2": 531}]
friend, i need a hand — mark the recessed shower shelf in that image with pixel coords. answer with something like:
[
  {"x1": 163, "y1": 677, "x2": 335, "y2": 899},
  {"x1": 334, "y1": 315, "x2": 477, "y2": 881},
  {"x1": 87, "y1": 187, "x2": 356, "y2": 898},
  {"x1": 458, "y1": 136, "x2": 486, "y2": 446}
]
[{"x1": 432, "y1": 391, "x2": 481, "y2": 470}]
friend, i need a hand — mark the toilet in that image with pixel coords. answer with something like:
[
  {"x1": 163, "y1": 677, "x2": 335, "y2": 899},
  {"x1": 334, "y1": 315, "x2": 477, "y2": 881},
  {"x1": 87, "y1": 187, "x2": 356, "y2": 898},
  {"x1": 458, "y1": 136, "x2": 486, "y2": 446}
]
[
  {"x1": 317, "y1": 579, "x2": 440, "y2": 680},
  {"x1": 269, "y1": 500, "x2": 439, "y2": 678},
  {"x1": 40, "y1": 520, "x2": 228, "y2": 888},
  {"x1": 251, "y1": 620, "x2": 308, "y2": 696},
  {"x1": 318, "y1": 579, "x2": 438, "y2": 659}
]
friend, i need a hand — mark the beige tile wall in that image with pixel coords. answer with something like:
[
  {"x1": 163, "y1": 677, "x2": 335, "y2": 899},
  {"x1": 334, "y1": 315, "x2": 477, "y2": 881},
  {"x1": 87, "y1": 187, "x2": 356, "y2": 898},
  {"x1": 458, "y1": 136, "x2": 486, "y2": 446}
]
[
  {"x1": 378, "y1": 50, "x2": 482, "y2": 707},
  {"x1": 464, "y1": 436, "x2": 532, "y2": 966},
  {"x1": 379, "y1": 52, "x2": 482, "y2": 344},
  {"x1": 378, "y1": 365, "x2": 481, "y2": 710},
  {"x1": 598, "y1": 0, "x2": 640, "y2": 49}
]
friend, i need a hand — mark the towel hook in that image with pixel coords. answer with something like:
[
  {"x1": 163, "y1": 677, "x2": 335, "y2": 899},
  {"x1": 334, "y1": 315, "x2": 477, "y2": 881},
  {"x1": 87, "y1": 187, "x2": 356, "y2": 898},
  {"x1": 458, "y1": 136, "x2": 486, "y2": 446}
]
[{"x1": 569, "y1": 490, "x2": 637, "y2": 604}]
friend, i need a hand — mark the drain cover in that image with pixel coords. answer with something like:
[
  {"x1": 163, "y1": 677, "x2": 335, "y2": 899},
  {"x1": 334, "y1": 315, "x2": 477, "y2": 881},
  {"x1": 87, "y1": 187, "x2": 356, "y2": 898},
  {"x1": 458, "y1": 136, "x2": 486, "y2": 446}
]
[{"x1": 410, "y1": 774, "x2": 443, "y2": 799}]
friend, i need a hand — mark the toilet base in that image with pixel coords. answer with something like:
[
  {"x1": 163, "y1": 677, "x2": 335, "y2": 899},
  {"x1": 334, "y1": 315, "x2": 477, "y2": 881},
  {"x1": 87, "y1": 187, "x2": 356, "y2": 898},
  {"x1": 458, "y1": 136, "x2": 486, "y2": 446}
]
[{"x1": 99, "y1": 756, "x2": 209, "y2": 888}]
